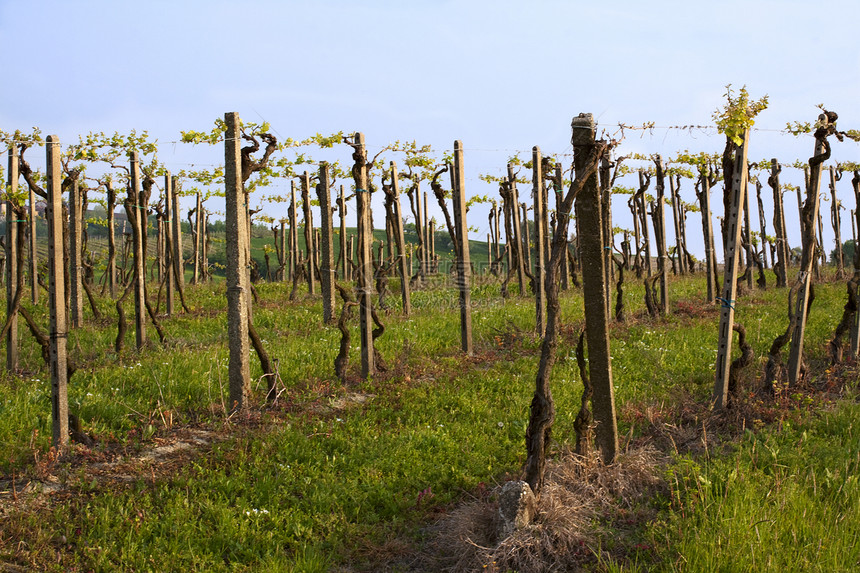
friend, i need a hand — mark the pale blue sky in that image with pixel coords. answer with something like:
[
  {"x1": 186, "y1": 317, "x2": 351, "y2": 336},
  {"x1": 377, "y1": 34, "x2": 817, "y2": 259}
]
[{"x1": 2, "y1": 0, "x2": 859, "y2": 258}]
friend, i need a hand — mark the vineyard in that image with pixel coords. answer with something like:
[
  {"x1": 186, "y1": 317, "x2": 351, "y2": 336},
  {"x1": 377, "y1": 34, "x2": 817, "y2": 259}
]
[{"x1": 1, "y1": 92, "x2": 860, "y2": 572}]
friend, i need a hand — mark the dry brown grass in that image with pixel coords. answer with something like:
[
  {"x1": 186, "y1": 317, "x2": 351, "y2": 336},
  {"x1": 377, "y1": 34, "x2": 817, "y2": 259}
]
[{"x1": 422, "y1": 446, "x2": 669, "y2": 572}]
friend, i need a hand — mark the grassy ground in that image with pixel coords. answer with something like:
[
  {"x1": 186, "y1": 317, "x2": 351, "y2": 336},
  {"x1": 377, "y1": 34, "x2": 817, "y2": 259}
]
[{"x1": 0, "y1": 265, "x2": 858, "y2": 572}]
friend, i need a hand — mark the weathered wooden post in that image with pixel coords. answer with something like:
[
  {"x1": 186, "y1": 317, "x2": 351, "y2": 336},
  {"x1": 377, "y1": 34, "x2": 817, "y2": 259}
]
[
  {"x1": 423, "y1": 190, "x2": 431, "y2": 276},
  {"x1": 201, "y1": 210, "x2": 210, "y2": 282},
  {"x1": 171, "y1": 176, "x2": 184, "y2": 291},
  {"x1": 289, "y1": 180, "x2": 298, "y2": 281},
  {"x1": 46, "y1": 135, "x2": 68, "y2": 449},
  {"x1": 316, "y1": 163, "x2": 336, "y2": 323},
  {"x1": 653, "y1": 157, "x2": 669, "y2": 314},
  {"x1": 669, "y1": 173, "x2": 684, "y2": 275},
  {"x1": 553, "y1": 164, "x2": 570, "y2": 292},
  {"x1": 69, "y1": 177, "x2": 83, "y2": 328},
  {"x1": 743, "y1": 172, "x2": 754, "y2": 289},
  {"x1": 27, "y1": 170, "x2": 37, "y2": 304},
  {"x1": 600, "y1": 156, "x2": 614, "y2": 301},
  {"x1": 769, "y1": 159, "x2": 789, "y2": 287},
  {"x1": 787, "y1": 118, "x2": 830, "y2": 385},
  {"x1": 352, "y1": 133, "x2": 375, "y2": 377},
  {"x1": 521, "y1": 203, "x2": 532, "y2": 274},
  {"x1": 6, "y1": 149, "x2": 19, "y2": 371},
  {"x1": 390, "y1": 162, "x2": 412, "y2": 315},
  {"x1": 533, "y1": 146, "x2": 547, "y2": 334},
  {"x1": 128, "y1": 151, "x2": 147, "y2": 349},
  {"x1": 339, "y1": 185, "x2": 347, "y2": 280},
  {"x1": 637, "y1": 171, "x2": 653, "y2": 277},
  {"x1": 164, "y1": 173, "x2": 175, "y2": 316},
  {"x1": 156, "y1": 212, "x2": 164, "y2": 284},
  {"x1": 192, "y1": 192, "x2": 203, "y2": 284},
  {"x1": 430, "y1": 219, "x2": 437, "y2": 272},
  {"x1": 509, "y1": 163, "x2": 527, "y2": 295},
  {"x1": 224, "y1": 112, "x2": 251, "y2": 413},
  {"x1": 697, "y1": 163, "x2": 719, "y2": 302},
  {"x1": 301, "y1": 172, "x2": 316, "y2": 296},
  {"x1": 713, "y1": 130, "x2": 749, "y2": 409},
  {"x1": 452, "y1": 141, "x2": 473, "y2": 355},
  {"x1": 830, "y1": 166, "x2": 844, "y2": 278},
  {"x1": 851, "y1": 171, "x2": 860, "y2": 356},
  {"x1": 572, "y1": 113, "x2": 618, "y2": 464},
  {"x1": 754, "y1": 178, "x2": 770, "y2": 270}
]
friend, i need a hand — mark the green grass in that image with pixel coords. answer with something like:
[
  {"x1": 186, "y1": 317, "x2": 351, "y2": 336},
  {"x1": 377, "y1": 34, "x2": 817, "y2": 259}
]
[
  {"x1": 0, "y1": 266, "x2": 858, "y2": 571},
  {"x1": 650, "y1": 400, "x2": 860, "y2": 572}
]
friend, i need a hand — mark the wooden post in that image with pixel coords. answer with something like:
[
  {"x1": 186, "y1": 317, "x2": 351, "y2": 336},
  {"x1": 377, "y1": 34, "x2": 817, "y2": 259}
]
[
  {"x1": 301, "y1": 172, "x2": 316, "y2": 296},
  {"x1": 192, "y1": 192, "x2": 202, "y2": 284},
  {"x1": 452, "y1": 141, "x2": 473, "y2": 354},
  {"x1": 224, "y1": 112, "x2": 251, "y2": 413},
  {"x1": 46, "y1": 135, "x2": 68, "y2": 449},
  {"x1": 817, "y1": 207, "x2": 826, "y2": 277},
  {"x1": 289, "y1": 180, "x2": 298, "y2": 281},
  {"x1": 201, "y1": 210, "x2": 210, "y2": 282},
  {"x1": 156, "y1": 213, "x2": 164, "y2": 284},
  {"x1": 316, "y1": 163, "x2": 336, "y2": 323},
  {"x1": 509, "y1": 164, "x2": 527, "y2": 295},
  {"x1": 638, "y1": 171, "x2": 652, "y2": 277},
  {"x1": 390, "y1": 162, "x2": 412, "y2": 315},
  {"x1": 755, "y1": 179, "x2": 770, "y2": 270},
  {"x1": 654, "y1": 157, "x2": 669, "y2": 314},
  {"x1": 743, "y1": 173, "x2": 754, "y2": 289},
  {"x1": 164, "y1": 173, "x2": 175, "y2": 316},
  {"x1": 430, "y1": 219, "x2": 437, "y2": 272},
  {"x1": 533, "y1": 147, "x2": 547, "y2": 334},
  {"x1": 423, "y1": 190, "x2": 431, "y2": 276},
  {"x1": 128, "y1": 151, "x2": 147, "y2": 349},
  {"x1": 69, "y1": 178, "x2": 83, "y2": 328},
  {"x1": 600, "y1": 156, "x2": 614, "y2": 305},
  {"x1": 353, "y1": 133, "x2": 375, "y2": 377},
  {"x1": 851, "y1": 172, "x2": 860, "y2": 356},
  {"x1": 669, "y1": 173, "x2": 684, "y2": 275},
  {"x1": 555, "y1": 164, "x2": 570, "y2": 291},
  {"x1": 6, "y1": 149, "x2": 19, "y2": 371},
  {"x1": 28, "y1": 171, "x2": 37, "y2": 304},
  {"x1": 171, "y1": 176, "x2": 184, "y2": 290},
  {"x1": 698, "y1": 165, "x2": 718, "y2": 302},
  {"x1": 713, "y1": 129, "x2": 750, "y2": 409},
  {"x1": 830, "y1": 167, "x2": 844, "y2": 278},
  {"x1": 339, "y1": 185, "x2": 347, "y2": 280},
  {"x1": 769, "y1": 159, "x2": 789, "y2": 287},
  {"x1": 572, "y1": 114, "x2": 617, "y2": 464},
  {"x1": 348, "y1": 235, "x2": 355, "y2": 280},
  {"x1": 787, "y1": 127, "x2": 828, "y2": 385}
]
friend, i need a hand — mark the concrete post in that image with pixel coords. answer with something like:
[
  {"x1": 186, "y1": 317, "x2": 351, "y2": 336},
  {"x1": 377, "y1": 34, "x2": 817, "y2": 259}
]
[
  {"x1": 224, "y1": 112, "x2": 252, "y2": 413},
  {"x1": 452, "y1": 142, "x2": 473, "y2": 354},
  {"x1": 46, "y1": 135, "x2": 68, "y2": 449}
]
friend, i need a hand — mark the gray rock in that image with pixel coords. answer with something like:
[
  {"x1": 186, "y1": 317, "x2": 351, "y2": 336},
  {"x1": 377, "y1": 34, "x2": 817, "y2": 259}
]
[{"x1": 497, "y1": 480, "x2": 536, "y2": 538}]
